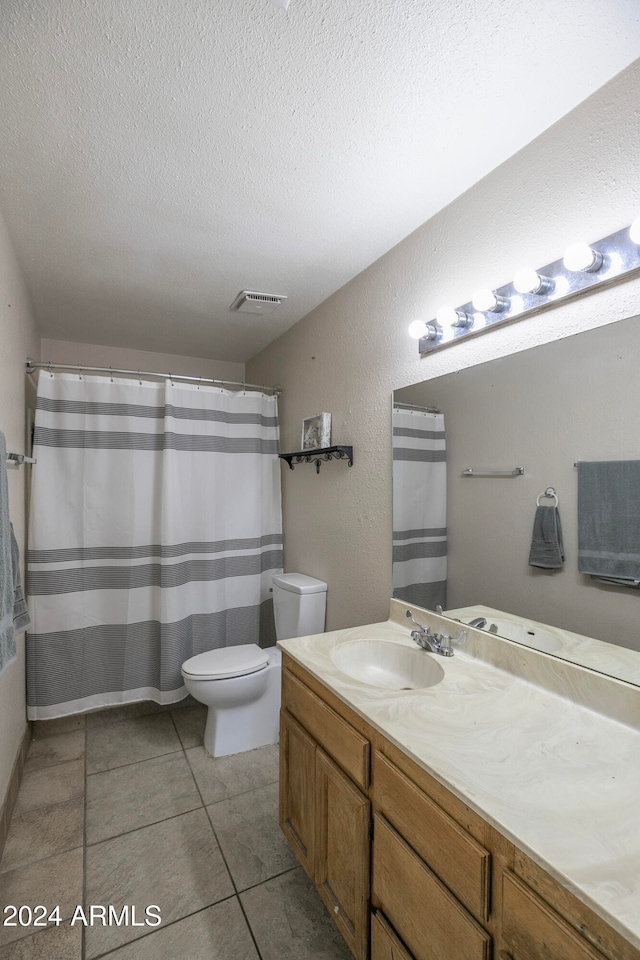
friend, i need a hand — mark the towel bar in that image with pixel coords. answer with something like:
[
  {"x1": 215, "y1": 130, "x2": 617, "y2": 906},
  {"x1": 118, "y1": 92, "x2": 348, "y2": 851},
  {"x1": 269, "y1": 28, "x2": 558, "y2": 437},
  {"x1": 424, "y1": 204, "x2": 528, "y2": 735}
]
[
  {"x1": 6, "y1": 453, "x2": 36, "y2": 465},
  {"x1": 462, "y1": 466, "x2": 524, "y2": 477}
]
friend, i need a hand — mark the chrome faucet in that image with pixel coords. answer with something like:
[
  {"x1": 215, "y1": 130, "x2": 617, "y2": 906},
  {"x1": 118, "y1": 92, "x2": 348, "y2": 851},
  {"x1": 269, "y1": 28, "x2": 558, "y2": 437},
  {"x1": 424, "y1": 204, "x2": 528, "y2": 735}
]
[
  {"x1": 405, "y1": 610, "x2": 459, "y2": 657},
  {"x1": 468, "y1": 617, "x2": 487, "y2": 629}
]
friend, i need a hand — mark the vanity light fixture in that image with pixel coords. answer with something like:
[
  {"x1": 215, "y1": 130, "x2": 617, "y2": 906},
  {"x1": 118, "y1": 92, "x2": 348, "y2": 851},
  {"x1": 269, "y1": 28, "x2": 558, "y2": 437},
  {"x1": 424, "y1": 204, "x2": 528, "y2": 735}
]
[{"x1": 416, "y1": 219, "x2": 640, "y2": 355}]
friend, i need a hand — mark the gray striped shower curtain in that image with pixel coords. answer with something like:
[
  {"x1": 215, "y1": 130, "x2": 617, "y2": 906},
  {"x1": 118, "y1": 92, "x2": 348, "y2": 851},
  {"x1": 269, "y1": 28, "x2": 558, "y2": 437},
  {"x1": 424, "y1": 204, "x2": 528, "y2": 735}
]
[
  {"x1": 26, "y1": 373, "x2": 283, "y2": 719},
  {"x1": 392, "y1": 407, "x2": 447, "y2": 610}
]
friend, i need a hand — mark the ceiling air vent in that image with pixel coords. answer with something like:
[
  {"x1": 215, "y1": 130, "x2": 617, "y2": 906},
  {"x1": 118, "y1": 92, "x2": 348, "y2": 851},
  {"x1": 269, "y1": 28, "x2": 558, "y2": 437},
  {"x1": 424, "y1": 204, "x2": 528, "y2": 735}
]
[{"x1": 230, "y1": 290, "x2": 287, "y2": 315}]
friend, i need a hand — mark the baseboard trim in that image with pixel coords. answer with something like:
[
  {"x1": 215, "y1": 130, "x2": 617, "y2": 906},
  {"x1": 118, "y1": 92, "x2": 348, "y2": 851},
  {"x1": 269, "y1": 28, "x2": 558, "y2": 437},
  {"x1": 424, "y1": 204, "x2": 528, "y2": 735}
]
[{"x1": 0, "y1": 723, "x2": 32, "y2": 864}]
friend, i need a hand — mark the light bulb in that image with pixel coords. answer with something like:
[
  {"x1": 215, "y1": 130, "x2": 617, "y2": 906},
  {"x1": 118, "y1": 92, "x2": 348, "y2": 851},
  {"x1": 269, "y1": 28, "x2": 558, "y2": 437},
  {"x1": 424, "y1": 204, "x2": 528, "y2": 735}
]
[
  {"x1": 513, "y1": 267, "x2": 554, "y2": 295},
  {"x1": 563, "y1": 242, "x2": 603, "y2": 273},
  {"x1": 472, "y1": 288, "x2": 508, "y2": 313},
  {"x1": 436, "y1": 306, "x2": 472, "y2": 329},
  {"x1": 408, "y1": 320, "x2": 427, "y2": 340},
  {"x1": 630, "y1": 218, "x2": 640, "y2": 244},
  {"x1": 408, "y1": 320, "x2": 440, "y2": 342}
]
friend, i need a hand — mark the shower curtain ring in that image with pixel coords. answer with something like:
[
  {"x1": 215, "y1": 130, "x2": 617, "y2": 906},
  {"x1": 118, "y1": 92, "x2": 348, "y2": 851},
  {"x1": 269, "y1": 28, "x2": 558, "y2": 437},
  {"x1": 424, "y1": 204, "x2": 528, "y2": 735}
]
[
  {"x1": 198, "y1": 375, "x2": 202, "y2": 391},
  {"x1": 47, "y1": 361, "x2": 53, "y2": 378},
  {"x1": 109, "y1": 367, "x2": 113, "y2": 382},
  {"x1": 138, "y1": 370, "x2": 142, "y2": 385}
]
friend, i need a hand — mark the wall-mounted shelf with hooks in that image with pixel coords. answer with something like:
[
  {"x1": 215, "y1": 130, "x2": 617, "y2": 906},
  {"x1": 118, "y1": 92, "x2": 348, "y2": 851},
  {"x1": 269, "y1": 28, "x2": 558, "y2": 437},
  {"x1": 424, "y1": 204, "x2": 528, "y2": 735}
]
[{"x1": 278, "y1": 445, "x2": 353, "y2": 474}]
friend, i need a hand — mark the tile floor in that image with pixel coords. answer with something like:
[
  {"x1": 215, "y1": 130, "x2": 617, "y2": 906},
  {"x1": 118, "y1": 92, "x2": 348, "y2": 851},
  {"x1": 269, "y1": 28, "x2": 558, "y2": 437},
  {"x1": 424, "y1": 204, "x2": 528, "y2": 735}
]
[{"x1": 0, "y1": 701, "x2": 353, "y2": 960}]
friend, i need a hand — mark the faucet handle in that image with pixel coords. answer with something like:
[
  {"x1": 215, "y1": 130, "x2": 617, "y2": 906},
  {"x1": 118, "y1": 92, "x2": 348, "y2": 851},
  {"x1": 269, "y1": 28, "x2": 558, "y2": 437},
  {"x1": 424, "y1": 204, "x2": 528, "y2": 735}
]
[
  {"x1": 405, "y1": 610, "x2": 430, "y2": 634},
  {"x1": 450, "y1": 629, "x2": 468, "y2": 649}
]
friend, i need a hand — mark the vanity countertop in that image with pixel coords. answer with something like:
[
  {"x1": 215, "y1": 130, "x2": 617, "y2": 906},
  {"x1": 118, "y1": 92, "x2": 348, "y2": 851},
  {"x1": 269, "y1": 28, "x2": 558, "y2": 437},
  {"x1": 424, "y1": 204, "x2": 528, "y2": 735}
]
[{"x1": 278, "y1": 599, "x2": 640, "y2": 950}]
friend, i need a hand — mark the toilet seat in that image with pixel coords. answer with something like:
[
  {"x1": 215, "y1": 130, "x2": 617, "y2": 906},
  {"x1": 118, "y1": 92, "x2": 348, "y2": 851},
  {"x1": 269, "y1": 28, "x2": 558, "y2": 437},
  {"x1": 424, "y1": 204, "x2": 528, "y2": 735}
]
[{"x1": 181, "y1": 644, "x2": 269, "y2": 681}]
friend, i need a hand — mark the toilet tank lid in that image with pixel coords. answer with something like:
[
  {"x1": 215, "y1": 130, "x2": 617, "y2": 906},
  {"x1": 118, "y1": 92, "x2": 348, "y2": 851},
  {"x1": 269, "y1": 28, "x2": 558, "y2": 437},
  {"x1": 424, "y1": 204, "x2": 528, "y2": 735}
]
[
  {"x1": 181, "y1": 644, "x2": 269, "y2": 680},
  {"x1": 272, "y1": 573, "x2": 327, "y2": 595}
]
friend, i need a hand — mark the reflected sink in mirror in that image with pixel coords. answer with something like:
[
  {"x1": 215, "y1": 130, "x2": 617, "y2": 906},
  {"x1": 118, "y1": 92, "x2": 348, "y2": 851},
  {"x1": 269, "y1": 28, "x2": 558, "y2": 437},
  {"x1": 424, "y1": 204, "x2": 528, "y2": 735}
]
[
  {"x1": 331, "y1": 638, "x2": 445, "y2": 690},
  {"x1": 462, "y1": 617, "x2": 562, "y2": 654}
]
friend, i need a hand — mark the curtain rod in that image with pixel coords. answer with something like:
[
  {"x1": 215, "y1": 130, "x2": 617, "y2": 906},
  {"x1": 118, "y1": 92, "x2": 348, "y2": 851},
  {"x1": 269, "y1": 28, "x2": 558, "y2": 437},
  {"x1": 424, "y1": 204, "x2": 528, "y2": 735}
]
[{"x1": 25, "y1": 359, "x2": 281, "y2": 396}]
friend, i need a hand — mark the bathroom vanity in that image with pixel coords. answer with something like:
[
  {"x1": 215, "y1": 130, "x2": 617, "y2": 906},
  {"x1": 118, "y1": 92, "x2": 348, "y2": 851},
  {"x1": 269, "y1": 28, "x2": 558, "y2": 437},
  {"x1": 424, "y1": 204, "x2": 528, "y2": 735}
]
[{"x1": 278, "y1": 601, "x2": 640, "y2": 960}]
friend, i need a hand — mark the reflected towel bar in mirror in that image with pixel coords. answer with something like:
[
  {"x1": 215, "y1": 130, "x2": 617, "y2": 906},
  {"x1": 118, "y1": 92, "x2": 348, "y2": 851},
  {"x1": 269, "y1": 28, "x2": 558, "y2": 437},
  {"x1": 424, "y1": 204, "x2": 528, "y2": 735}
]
[{"x1": 461, "y1": 467, "x2": 524, "y2": 477}]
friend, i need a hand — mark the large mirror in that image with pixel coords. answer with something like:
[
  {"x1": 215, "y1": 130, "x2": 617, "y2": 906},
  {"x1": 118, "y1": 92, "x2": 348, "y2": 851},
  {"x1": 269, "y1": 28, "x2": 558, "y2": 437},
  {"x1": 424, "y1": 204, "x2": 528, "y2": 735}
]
[{"x1": 393, "y1": 314, "x2": 640, "y2": 686}]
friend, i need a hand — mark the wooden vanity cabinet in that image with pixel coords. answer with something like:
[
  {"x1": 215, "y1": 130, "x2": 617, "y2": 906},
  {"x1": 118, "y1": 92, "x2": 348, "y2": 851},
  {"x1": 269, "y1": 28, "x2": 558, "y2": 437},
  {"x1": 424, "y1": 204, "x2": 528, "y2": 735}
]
[{"x1": 279, "y1": 654, "x2": 639, "y2": 960}]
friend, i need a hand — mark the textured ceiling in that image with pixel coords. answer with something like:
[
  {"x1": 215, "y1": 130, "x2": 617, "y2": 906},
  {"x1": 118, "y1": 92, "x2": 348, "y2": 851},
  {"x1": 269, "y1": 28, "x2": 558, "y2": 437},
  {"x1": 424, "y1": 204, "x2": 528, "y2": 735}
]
[{"x1": 1, "y1": 0, "x2": 639, "y2": 362}]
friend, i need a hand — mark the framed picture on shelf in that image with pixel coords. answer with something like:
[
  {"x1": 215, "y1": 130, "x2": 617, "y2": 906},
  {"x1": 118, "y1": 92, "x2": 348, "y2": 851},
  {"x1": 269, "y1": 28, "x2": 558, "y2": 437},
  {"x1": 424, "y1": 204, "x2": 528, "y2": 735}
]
[{"x1": 301, "y1": 412, "x2": 331, "y2": 450}]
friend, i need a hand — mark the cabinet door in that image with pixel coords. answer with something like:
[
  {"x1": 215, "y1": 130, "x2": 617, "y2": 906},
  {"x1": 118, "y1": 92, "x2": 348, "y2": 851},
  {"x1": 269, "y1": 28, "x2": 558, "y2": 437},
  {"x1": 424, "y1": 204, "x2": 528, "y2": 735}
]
[
  {"x1": 371, "y1": 910, "x2": 415, "y2": 960},
  {"x1": 373, "y1": 814, "x2": 491, "y2": 960},
  {"x1": 279, "y1": 709, "x2": 316, "y2": 878},
  {"x1": 502, "y1": 872, "x2": 608, "y2": 960},
  {"x1": 315, "y1": 748, "x2": 371, "y2": 960}
]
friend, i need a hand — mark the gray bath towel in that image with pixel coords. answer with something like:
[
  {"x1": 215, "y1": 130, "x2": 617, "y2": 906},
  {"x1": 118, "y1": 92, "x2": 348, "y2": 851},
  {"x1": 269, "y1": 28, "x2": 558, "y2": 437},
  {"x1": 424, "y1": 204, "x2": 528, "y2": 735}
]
[
  {"x1": 578, "y1": 460, "x2": 640, "y2": 586},
  {"x1": 10, "y1": 524, "x2": 30, "y2": 634},
  {"x1": 528, "y1": 505, "x2": 564, "y2": 569},
  {"x1": 0, "y1": 432, "x2": 16, "y2": 670}
]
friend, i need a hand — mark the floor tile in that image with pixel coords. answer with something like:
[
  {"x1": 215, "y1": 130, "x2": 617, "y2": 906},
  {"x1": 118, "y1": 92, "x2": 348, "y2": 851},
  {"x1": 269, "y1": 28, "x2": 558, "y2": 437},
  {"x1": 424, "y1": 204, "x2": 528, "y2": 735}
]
[
  {"x1": 0, "y1": 798, "x2": 84, "y2": 875},
  {"x1": 86, "y1": 713, "x2": 182, "y2": 774},
  {"x1": 31, "y1": 715, "x2": 85, "y2": 739},
  {"x1": 87, "y1": 752, "x2": 202, "y2": 844},
  {"x1": 186, "y1": 744, "x2": 280, "y2": 805},
  {"x1": 85, "y1": 808, "x2": 234, "y2": 958},
  {"x1": 24, "y1": 731, "x2": 85, "y2": 772},
  {"x1": 0, "y1": 848, "x2": 84, "y2": 947},
  {"x1": 85, "y1": 701, "x2": 165, "y2": 728},
  {"x1": 170, "y1": 704, "x2": 206, "y2": 748},
  {"x1": 12, "y1": 760, "x2": 84, "y2": 817},
  {"x1": 241, "y1": 867, "x2": 353, "y2": 960},
  {"x1": 0, "y1": 922, "x2": 82, "y2": 959},
  {"x1": 207, "y1": 782, "x2": 297, "y2": 891},
  {"x1": 97, "y1": 899, "x2": 259, "y2": 960}
]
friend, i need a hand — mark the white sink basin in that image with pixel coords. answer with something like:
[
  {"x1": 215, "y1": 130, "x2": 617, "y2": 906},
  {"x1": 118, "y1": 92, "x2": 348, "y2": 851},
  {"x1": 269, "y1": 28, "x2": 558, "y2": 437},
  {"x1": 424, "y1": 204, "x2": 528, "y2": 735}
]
[{"x1": 331, "y1": 639, "x2": 445, "y2": 690}]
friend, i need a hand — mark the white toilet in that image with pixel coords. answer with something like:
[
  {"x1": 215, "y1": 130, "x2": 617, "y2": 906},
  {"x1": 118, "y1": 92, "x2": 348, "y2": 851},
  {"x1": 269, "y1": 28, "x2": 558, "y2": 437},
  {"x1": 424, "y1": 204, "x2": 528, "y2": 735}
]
[{"x1": 181, "y1": 572, "x2": 327, "y2": 757}]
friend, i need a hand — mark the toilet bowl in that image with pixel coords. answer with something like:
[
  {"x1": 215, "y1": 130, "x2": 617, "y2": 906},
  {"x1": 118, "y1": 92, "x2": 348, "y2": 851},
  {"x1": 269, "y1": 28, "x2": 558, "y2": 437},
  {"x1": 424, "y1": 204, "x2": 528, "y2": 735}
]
[
  {"x1": 181, "y1": 572, "x2": 327, "y2": 758},
  {"x1": 181, "y1": 645, "x2": 282, "y2": 758}
]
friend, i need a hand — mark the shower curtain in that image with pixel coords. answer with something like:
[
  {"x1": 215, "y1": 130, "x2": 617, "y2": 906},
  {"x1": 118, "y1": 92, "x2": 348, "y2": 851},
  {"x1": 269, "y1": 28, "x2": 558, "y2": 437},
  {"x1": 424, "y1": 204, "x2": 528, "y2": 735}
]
[
  {"x1": 26, "y1": 373, "x2": 283, "y2": 719},
  {"x1": 392, "y1": 407, "x2": 447, "y2": 610}
]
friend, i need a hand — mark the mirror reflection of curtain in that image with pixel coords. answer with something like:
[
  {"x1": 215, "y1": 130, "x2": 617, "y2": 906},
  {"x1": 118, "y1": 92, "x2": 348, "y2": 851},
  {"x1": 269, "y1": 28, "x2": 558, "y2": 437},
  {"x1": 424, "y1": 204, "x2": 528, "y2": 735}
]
[{"x1": 392, "y1": 407, "x2": 447, "y2": 610}]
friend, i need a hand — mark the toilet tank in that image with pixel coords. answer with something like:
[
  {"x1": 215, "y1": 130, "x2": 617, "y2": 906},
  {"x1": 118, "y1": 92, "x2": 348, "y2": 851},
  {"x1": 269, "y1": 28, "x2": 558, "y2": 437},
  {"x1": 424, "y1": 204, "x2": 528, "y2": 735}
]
[{"x1": 272, "y1": 573, "x2": 327, "y2": 640}]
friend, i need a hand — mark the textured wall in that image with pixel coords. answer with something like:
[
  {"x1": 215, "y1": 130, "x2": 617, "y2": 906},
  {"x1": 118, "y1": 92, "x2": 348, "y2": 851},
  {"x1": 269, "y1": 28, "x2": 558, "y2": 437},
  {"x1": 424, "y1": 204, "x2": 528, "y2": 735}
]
[
  {"x1": 0, "y1": 209, "x2": 40, "y2": 808},
  {"x1": 39, "y1": 339, "x2": 245, "y2": 385},
  {"x1": 247, "y1": 60, "x2": 640, "y2": 633}
]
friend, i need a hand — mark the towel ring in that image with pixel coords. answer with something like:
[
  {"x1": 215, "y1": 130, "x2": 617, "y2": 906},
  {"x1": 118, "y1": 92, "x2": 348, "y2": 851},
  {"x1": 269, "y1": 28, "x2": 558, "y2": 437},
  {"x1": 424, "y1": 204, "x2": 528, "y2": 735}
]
[{"x1": 537, "y1": 486, "x2": 558, "y2": 507}]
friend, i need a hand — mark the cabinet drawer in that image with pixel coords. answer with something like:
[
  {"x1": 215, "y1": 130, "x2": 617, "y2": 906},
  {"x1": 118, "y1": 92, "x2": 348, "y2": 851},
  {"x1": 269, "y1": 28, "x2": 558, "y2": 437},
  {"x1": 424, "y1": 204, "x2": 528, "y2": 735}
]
[
  {"x1": 373, "y1": 814, "x2": 491, "y2": 960},
  {"x1": 282, "y1": 669, "x2": 370, "y2": 789},
  {"x1": 374, "y1": 750, "x2": 491, "y2": 922},
  {"x1": 371, "y1": 910, "x2": 414, "y2": 960},
  {"x1": 502, "y1": 871, "x2": 607, "y2": 960}
]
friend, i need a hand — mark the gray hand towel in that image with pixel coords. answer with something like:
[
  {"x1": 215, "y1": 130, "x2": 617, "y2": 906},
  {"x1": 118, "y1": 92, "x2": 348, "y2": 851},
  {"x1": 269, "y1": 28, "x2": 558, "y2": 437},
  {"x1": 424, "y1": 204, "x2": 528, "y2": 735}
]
[
  {"x1": 10, "y1": 523, "x2": 30, "y2": 635},
  {"x1": 0, "y1": 432, "x2": 17, "y2": 670},
  {"x1": 578, "y1": 460, "x2": 640, "y2": 585},
  {"x1": 528, "y1": 505, "x2": 564, "y2": 569}
]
